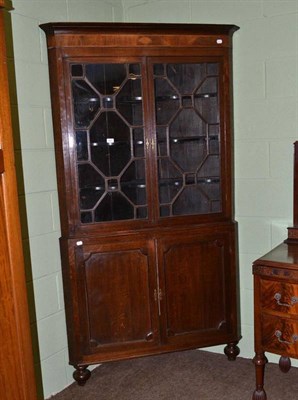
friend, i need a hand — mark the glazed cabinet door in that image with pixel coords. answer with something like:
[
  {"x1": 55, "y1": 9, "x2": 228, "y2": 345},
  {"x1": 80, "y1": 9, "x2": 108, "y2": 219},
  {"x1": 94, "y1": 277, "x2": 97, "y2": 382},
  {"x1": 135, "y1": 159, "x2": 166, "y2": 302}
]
[
  {"x1": 157, "y1": 230, "x2": 236, "y2": 348},
  {"x1": 61, "y1": 237, "x2": 160, "y2": 363},
  {"x1": 53, "y1": 53, "x2": 232, "y2": 235},
  {"x1": 148, "y1": 57, "x2": 231, "y2": 222},
  {"x1": 62, "y1": 58, "x2": 153, "y2": 234}
]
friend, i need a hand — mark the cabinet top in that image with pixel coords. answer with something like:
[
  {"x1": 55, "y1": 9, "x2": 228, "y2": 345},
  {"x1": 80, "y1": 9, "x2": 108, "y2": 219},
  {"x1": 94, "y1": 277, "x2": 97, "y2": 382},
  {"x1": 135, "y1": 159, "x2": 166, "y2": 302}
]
[
  {"x1": 40, "y1": 22, "x2": 239, "y2": 50},
  {"x1": 253, "y1": 242, "x2": 298, "y2": 269},
  {"x1": 40, "y1": 22, "x2": 239, "y2": 36}
]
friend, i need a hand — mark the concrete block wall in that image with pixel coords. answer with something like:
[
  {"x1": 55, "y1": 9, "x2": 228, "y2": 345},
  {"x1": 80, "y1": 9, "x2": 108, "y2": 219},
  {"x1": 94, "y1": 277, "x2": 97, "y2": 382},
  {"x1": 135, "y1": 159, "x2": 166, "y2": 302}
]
[{"x1": 8, "y1": 0, "x2": 298, "y2": 397}]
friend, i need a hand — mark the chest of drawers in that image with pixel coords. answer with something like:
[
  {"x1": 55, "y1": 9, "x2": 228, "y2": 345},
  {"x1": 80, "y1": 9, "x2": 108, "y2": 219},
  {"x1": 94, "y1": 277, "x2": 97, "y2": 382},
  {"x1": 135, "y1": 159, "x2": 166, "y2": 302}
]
[{"x1": 252, "y1": 242, "x2": 298, "y2": 399}]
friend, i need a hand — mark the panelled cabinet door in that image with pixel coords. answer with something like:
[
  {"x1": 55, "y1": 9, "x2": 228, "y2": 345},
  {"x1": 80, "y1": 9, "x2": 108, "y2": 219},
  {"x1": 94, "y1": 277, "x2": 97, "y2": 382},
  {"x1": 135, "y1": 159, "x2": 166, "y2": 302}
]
[
  {"x1": 66, "y1": 238, "x2": 160, "y2": 359},
  {"x1": 157, "y1": 231, "x2": 234, "y2": 347}
]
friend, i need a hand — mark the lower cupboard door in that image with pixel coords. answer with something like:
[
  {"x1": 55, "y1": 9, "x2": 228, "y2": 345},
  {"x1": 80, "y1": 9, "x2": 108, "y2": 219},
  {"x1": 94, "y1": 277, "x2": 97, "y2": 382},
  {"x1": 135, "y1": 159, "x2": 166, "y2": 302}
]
[
  {"x1": 157, "y1": 233, "x2": 235, "y2": 347},
  {"x1": 73, "y1": 239, "x2": 160, "y2": 358}
]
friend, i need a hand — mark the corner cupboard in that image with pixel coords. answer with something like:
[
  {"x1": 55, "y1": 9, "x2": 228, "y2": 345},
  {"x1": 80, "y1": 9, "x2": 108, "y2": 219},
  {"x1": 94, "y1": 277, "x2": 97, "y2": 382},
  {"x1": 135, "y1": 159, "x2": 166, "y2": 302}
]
[{"x1": 40, "y1": 23, "x2": 241, "y2": 384}]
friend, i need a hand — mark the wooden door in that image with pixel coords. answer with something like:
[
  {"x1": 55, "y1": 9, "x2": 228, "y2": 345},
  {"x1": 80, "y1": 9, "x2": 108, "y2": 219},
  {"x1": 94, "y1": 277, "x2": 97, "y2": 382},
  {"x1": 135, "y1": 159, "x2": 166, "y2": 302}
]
[
  {"x1": 157, "y1": 229, "x2": 236, "y2": 349},
  {"x1": 0, "y1": 1, "x2": 37, "y2": 398},
  {"x1": 61, "y1": 237, "x2": 160, "y2": 364}
]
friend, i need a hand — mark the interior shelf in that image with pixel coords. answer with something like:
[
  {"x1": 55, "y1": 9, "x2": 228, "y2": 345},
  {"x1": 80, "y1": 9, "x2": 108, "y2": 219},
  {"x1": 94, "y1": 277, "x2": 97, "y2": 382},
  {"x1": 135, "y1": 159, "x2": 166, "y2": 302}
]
[
  {"x1": 73, "y1": 92, "x2": 218, "y2": 106},
  {"x1": 86, "y1": 134, "x2": 219, "y2": 148},
  {"x1": 80, "y1": 176, "x2": 221, "y2": 192}
]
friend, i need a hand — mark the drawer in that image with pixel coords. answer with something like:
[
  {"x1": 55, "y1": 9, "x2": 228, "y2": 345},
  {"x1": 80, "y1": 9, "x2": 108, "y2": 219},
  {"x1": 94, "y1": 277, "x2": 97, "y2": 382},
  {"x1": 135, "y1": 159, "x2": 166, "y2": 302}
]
[
  {"x1": 260, "y1": 279, "x2": 298, "y2": 315},
  {"x1": 261, "y1": 314, "x2": 298, "y2": 358}
]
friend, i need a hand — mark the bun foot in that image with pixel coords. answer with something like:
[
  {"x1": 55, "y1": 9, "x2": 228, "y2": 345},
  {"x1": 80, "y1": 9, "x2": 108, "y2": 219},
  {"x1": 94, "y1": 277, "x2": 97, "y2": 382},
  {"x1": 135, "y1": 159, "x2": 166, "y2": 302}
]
[
  {"x1": 252, "y1": 389, "x2": 267, "y2": 400},
  {"x1": 73, "y1": 365, "x2": 91, "y2": 386},
  {"x1": 279, "y1": 356, "x2": 291, "y2": 373},
  {"x1": 224, "y1": 342, "x2": 240, "y2": 361}
]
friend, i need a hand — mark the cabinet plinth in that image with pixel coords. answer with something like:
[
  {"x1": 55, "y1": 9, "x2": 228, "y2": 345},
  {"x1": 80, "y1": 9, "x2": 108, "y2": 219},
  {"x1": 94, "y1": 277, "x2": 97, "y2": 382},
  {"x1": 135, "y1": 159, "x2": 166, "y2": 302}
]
[{"x1": 40, "y1": 22, "x2": 241, "y2": 384}]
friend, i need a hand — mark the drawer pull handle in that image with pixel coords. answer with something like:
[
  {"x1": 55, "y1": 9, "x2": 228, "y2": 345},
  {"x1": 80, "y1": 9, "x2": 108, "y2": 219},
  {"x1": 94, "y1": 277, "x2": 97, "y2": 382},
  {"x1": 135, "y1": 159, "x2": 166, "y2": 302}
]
[
  {"x1": 274, "y1": 292, "x2": 298, "y2": 307},
  {"x1": 275, "y1": 330, "x2": 298, "y2": 345}
]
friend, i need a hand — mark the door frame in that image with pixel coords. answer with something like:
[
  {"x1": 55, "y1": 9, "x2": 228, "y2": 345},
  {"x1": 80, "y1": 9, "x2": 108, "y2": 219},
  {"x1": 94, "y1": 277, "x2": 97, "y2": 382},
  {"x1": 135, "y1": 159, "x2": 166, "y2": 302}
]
[{"x1": 0, "y1": 1, "x2": 37, "y2": 398}]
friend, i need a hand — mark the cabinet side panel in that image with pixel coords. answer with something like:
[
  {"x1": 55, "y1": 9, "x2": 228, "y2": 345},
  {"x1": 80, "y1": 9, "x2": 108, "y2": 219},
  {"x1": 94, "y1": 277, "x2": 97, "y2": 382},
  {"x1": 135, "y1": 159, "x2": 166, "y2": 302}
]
[
  {"x1": 47, "y1": 48, "x2": 75, "y2": 236},
  {"x1": 60, "y1": 238, "x2": 81, "y2": 363}
]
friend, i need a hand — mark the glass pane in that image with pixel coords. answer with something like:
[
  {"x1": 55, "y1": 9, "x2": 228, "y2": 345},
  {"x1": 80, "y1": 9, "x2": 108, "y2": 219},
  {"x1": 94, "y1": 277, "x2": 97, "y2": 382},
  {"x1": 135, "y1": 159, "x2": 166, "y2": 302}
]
[
  {"x1": 153, "y1": 64, "x2": 165, "y2": 76},
  {"x1": 158, "y1": 159, "x2": 183, "y2": 204},
  {"x1": 209, "y1": 135, "x2": 220, "y2": 154},
  {"x1": 154, "y1": 62, "x2": 221, "y2": 217},
  {"x1": 198, "y1": 179, "x2": 221, "y2": 205},
  {"x1": 70, "y1": 62, "x2": 147, "y2": 224},
  {"x1": 196, "y1": 155, "x2": 220, "y2": 177},
  {"x1": 81, "y1": 212, "x2": 93, "y2": 223},
  {"x1": 195, "y1": 77, "x2": 219, "y2": 124},
  {"x1": 154, "y1": 78, "x2": 180, "y2": 125},
  {"x1": 172, "y1": 186, "x2": 210, "y2": 215},
  {"x1": 94, "y1": 192, "x2": 134, "y2": 222},
  {"x1": 102, "y1": 96, "x2": 114, "y2": 109},
  {"x1": 121, "y1": 160, "x2": 147, "y2": 205},
  {"x1": 86, "y1": 64, "x2": 126, "y2": 94},
  {"x1": 78, "y1": 164, "x2": 105, "y2": 209},
  {"x1": 207, "y1": 63, "x2": 219, "y2": 75},
  {"x1": 136, "y1": 207, "x2": 147, "y2": 218},
  {"x1": 170, "y1": 109, "x2": 206, "y2": 172},
  {"x1": 156, "y1": 127, "x2": 168, "y2": 157},
  {"x1": 160, "y1": 205, "x2": 170, "y2": 217},
  {"x1": 72, "y1": 80, "x2": 100, "y2": 128},
  {"x1": 129, "y1": 63, "x2": 141, "y2": 76},
  {"x1": 167, "y1": 63, "x2": 205, "y2": 94},
  {"x1": 117, "y1": 79, "x2": 143, "y2": 125},
  {"x1": 90, "y1": 112, "x2": 131, "y2": 176},
  {"x1": 76, "y1": 131, "x2": 88, "y2": 161},
  {"x1": 71, "y1": 64, "x2": 83, "y2": 77},
  {"x1": 133, "y1": 128, "x2": 144, "y2": 157}
]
